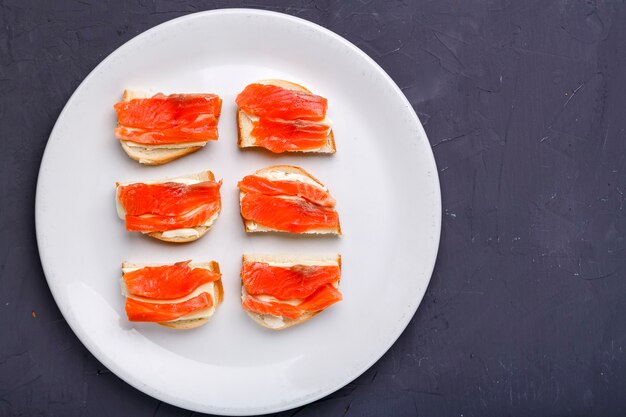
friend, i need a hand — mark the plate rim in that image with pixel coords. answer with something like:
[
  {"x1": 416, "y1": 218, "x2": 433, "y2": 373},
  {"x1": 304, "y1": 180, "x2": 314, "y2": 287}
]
[{"x1": 35, "y1": 8, "x2": 441, "y2": 415}]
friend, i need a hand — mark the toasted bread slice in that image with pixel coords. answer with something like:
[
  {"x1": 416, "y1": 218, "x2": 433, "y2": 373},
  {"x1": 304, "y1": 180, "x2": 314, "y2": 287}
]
[
  {"x1": 117, "y1": 90, "x2": 215, "y2": 165},
  {"x1": 122, "y1": 261, "x2": 223, "y2": 329},
  {"x1": 241, "y1": 254, "x2": 342, "y2": 330},
  {"x1": 239, "y1": 165, "x2": 341, "y2": 235},
  {"x1": 116, "y1": 170, "x2": 220, "y2": 243},
  {"x1": 237, "y1": 80, "x2": 336, "y2": 153},
  {"x1": 120, "y1": 141, "x2": 204, "y2": 166}
]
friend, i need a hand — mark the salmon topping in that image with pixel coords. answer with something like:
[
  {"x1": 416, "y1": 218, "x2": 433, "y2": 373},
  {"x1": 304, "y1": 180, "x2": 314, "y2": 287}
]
[
  {"x1": 240, "y1": 193, "x2": 339, "y2": 233},
  {"x1": 125, "y1": 292, "x2": 213, "y2": 322},
  {"x1": 242, "y1": 262, "x2": 340, "y2": 300},
  {"x1": 238, "y1": 175, "x2": 335, "y2": 207},
  {"x1": 123, "y1": 261, "x2": 221, "y2": 300},
  {"x1": 297, "y1": 284, "x2": 343, "y2": 312},
  {"x1": 236, "y1": 83, "x2": 327, "y2": 121},
  {"x1": 114, "y1": 93, "x2": 222, "y2": 144},
  {"x1": 118, "y1": 180, "x2": 221, "y2": 232},
  {"x1": 242, "y1": 296, "x2": 303, "y2": 320},
  {"x1": 250, "y1": 118, "x2": 329, "y2": 153}
]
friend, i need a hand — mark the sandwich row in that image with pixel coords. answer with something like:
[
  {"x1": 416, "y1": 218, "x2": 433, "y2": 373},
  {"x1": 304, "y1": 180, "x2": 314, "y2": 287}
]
[
  {"x1": 114, "y1": 80, "x2": 335, "y2": 165},
  {"x1": 116, "y1": 165, "x2": 341, "y2": 243},
  {"x1": 122, "y1": 254, "x2": 342, "y2": 330}
]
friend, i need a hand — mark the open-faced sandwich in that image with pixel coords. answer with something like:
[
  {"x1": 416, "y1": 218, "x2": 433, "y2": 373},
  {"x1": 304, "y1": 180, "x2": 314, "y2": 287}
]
[
  {"x1": 241, "y1": 254, "x2": 342, "y2": 330},
  {"x1": 114, "y1": 90, "x2": 222, "y2": 165},
  {"x1": 238, "y1": 165, "x2": 341, "y2": 235},
  {"x1": 122, "y1": 260, "x2": 223, "y2": 329},
  {"x1": 236, "y1": 80, "x2": 335, "y2": 153},
  {"x1": 116, "y1": 170, "x2": 221, "y2": 243}
]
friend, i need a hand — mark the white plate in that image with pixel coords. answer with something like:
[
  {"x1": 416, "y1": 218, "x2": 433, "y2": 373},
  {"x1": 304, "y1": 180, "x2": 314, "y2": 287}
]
[{"x1": 35, "y1": 9, "x2": 441, "y2": 416}]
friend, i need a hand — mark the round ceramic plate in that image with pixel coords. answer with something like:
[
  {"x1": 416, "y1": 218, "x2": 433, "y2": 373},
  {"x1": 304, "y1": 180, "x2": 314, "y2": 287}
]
[{"x1": 36, "y1": 9, "x2": 441, "y2": 416}]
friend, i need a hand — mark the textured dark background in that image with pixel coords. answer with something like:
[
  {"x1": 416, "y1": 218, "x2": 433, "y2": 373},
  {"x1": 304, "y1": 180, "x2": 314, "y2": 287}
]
[{"x1": 1, "y1": 1, "x2": 625, "y2": 416}]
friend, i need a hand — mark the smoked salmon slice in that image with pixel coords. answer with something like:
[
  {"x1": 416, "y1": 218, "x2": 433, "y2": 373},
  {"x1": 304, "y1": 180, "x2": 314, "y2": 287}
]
[
  {"x1": 240, "y1": 193, "x2": 339, "y2": 233},
  {"x1": 118, "y1": 182, "x2": 221, "y2": 217},
  {"x1": 118, "y1": 180, "x2": 221, "y2": 232},
  {"x1": 236, "y1": 83, "x2": 327, "y2": 121},
  {"x1": 114, "y1": 93, "x2": 222, "y2": 145},
  {"x1": 125, "y1": 292, "x2": 213, "y2": 322},
  {"x1": 242, "y1": 262, "x2": 340, "y2": 300},
  {"x1": 238, "y1": 175, "x2": 336, "y2": 207},
  {"x1": 296, "y1": 284, "x2": 343, "y2": 312},
  {"x1": 242, "y1": 286, "x2": 342, "y2": 320},
  {"x1": 250, "y1": 118, "x2": 330, "y2": 153},
  {"x1": 123, "y1": 261, "x2": 221, "y2": 300},
  {"x1": 242, "y1": 295, "x2": 303, "y2": 320},
  {"x1": 124, "y1": 205, "x2": 219, "y2": 232}
]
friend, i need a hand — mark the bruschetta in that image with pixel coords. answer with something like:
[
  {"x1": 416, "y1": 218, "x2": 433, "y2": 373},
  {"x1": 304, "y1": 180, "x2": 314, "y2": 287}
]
[
  {"x1": 122, "y1": 260, "x2": 223, "y2": 329},
  {"x1": 116, "y1": 170, "x2": 221, "y2": 243},
  {"x1": 236, "y1": 80, "x2": 335, "y2": 153},
  {"x1": 114, "y1": 90, "x2": 222, "y2": 165},
  {"x1": 240, "y1": 254, "x2": 342, "y2": 330},
  {"x1": 238, "y1": 165, "x2": 341, "y2": 235}
]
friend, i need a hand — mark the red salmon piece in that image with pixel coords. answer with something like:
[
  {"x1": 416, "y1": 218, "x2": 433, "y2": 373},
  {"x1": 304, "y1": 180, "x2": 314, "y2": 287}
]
[
  {"x1": 118, "y1": 182, "x2": 221, "y2": 216},
  {"x1": 240, "y1": 193, "x2": 339, "y2": 233},
  {"x1": 242, "y1": 295, "x2": 303, "y2": 320},
  {"x1": 125, "y1": 292, "x2": 213, "y2": 322},
  {"x1": 242, "y1": 262, "x2": 340, "y2": 300},
  {"x1": 236, "y1": 83, "x2": 327, "y2": 121},
  {"x1": 297, "y1": 284, "x2": 343, "y2": 312},
  {"x1": 123, "y1": 261, "x2": 221, "y2": 300},
  {"x1": 118, "y1": 181, "x2": 221, "y2": 232},
  {"x1": 238, "y1": 175, "x2": 335, "y2": 207},
  {"x1": 124, "y1": 201, "x2": 220, "y2": 232},
  {"x1": 114, "y1": 93, "x2": 222, "y2": 144},
  {"x1": 250, "y1": 118, "x2": 329, "y2": 153}
]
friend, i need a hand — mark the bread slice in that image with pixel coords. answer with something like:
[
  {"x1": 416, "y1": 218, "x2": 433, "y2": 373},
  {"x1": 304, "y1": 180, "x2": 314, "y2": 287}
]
[
  {"x1": 237, "y1": 80, "x2": 336, "y2": 153},
  {"x1": 122, "y1": 261, "x2": 223, "y2": 329},
  {"x1": 241, "y1": 254, "x2": 341, "y2": 330},
  {"x1": 117, "y1": 90, "x2": 213, "y2": 165},
  {"x1": 116, "y1": 170, "x2": 220, "y2": 243},
  {"x1": 240, "y1": 165, "x2": 342, "y2": 235}
]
